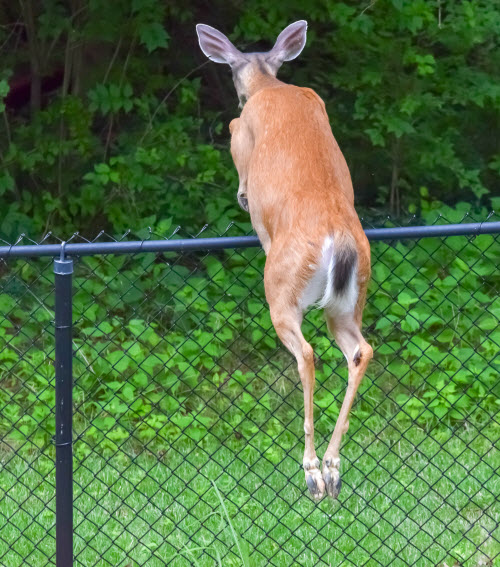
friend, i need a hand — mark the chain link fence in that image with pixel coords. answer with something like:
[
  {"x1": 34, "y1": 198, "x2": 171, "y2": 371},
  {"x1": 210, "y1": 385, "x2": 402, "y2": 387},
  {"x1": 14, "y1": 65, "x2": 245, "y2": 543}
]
[{"x1": 0, "y1": 216, "x2": 499, "y2": 567}]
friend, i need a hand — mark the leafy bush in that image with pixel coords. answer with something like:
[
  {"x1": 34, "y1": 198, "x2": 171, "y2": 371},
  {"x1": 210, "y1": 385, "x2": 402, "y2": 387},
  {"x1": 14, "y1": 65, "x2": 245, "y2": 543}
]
[{"x1": 1, "y1": 206, "x2": 498, "y2": 458}]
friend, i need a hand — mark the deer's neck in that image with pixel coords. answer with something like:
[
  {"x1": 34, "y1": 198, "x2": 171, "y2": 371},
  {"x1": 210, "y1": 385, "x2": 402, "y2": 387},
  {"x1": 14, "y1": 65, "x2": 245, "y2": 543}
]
[{"x1": 247, "y1": 73, "x2": 283, "y2": 99}]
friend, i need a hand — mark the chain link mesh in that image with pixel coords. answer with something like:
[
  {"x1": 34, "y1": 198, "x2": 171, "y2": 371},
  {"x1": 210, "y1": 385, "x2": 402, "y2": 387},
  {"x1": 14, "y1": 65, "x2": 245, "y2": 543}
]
[{"x1": 0, "y1": 216, "x2": 498, "y2": 566}]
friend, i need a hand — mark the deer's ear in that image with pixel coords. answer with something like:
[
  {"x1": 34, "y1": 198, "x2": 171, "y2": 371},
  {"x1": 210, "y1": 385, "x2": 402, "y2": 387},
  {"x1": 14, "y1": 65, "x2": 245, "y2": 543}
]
[
  {"x1": 267, "y1": 20, "x2": 307, "y2": 67},
  {"x1": 196, "y1": 24, "x2": 244, "y2": 66}
]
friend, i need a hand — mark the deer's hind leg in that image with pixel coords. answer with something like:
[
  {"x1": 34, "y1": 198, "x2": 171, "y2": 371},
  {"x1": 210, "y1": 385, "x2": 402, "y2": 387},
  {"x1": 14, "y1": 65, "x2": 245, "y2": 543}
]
[
  {"x1": 264, "y1": 252, "x2": 324, "y2": 500},
  {"x1": 322, "y1": 295, "x2": 373, "y2": 499}
]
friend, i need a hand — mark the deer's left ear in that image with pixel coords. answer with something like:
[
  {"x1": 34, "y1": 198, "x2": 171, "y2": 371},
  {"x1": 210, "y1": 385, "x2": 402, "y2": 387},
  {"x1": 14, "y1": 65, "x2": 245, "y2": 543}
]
[{"x1": 267, "y1": 20, "x2": 307, "y2": 67}]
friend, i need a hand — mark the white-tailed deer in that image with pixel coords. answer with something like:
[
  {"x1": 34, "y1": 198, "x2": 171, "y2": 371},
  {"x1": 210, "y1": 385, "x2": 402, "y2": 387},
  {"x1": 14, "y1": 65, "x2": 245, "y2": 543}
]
[{"x1": 196, "y1": 21, "x2": 372, "y2": 500}]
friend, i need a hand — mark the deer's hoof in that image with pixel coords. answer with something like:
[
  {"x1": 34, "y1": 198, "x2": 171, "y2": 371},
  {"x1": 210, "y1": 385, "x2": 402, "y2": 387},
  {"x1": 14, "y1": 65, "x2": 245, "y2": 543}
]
[
  {"x1": 237, "y1": 192, "x2": 249, "y2": 212},
  {"x1": 323, "y1": 457, "x2": 342, "y2": 499},
  {"x1": 304, "y1": 458, "x2": 325, "y2": 501}
]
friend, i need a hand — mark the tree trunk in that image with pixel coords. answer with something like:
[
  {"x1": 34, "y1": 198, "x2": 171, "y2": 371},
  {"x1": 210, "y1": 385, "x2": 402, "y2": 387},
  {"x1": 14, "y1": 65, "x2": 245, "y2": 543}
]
[
  {"x1": 70, "y1": 0, "x2": 86, "y2": 96},
  {"x1": 390, "y1": 138, "x2": 401, "y2": 216},
  {"x1": 20, "y1": 0, "x2": 42, "y2": 117}
]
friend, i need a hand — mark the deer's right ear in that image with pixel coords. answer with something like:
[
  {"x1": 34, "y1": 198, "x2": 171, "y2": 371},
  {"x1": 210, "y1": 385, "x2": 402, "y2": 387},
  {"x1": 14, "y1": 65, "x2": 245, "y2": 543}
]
[{"x1": 196, "y1": 24, "x2": 243, "y2": 66}]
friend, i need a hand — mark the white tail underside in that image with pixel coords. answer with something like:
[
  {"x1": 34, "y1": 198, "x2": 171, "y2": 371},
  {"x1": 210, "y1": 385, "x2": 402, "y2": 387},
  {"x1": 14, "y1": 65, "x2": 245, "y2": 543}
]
[{"x1": 299, "y1": 236, "x2": 358, "y2": 314}]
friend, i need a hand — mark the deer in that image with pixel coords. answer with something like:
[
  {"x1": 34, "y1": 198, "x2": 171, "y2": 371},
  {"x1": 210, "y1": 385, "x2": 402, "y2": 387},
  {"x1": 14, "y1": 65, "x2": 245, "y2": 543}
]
[{"x1": 196, "y1": 20, "x2": 373, "y2": 500}]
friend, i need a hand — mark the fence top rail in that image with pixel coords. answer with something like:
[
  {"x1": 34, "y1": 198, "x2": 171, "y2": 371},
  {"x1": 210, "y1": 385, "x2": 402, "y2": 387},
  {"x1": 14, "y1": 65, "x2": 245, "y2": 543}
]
[{"x1": 0, "y1": 221, "x2": 499, "y2": 259}]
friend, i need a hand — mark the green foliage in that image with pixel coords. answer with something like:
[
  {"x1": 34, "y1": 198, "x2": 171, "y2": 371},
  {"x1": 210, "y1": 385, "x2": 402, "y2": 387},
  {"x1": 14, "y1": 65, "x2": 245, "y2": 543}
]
[
  {"x1": 0, "y1": 207, "x2": 498, "y2": 455},
  {"x1": 88, "y1": 83, "x2": 134, "y2": 114},
  {"x1": 237, "y1": 0, "x2": 500, "y2": 212},
  {"x1": 366, "y1": 235, "x2": 499, "y2": 426},
  {"x1": 0, "y1": 78, "x2": 9, "y2": 113},
  {"x1": 0, "y1": 1, "x2": 498, "y2": 240}
]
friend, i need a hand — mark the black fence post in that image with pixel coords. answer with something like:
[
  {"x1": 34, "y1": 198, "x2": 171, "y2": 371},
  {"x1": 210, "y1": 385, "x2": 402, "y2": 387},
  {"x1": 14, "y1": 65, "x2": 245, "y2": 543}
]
[{"x1": 54, "y1": 243, "x2": 73, "y2": 567}]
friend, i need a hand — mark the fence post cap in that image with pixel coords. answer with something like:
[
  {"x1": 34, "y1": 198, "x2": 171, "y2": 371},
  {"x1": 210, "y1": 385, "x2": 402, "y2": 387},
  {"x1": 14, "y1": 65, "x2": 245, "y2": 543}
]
[{"x1": 54, "y1": 258, "x2": 73, "y2": 274}]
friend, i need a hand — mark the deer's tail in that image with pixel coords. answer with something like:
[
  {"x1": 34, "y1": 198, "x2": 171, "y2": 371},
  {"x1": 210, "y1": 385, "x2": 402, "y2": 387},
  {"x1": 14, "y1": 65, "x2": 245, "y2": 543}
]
[{"x1": 318, "y1": 232, "x2": 358, "y2": 312}]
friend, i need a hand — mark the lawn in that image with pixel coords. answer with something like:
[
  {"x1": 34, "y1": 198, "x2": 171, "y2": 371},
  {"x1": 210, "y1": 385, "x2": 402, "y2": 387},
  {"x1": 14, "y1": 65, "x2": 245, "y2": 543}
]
[{"x1": 1, "y1": 413, "x2": 498, "y2": 566}]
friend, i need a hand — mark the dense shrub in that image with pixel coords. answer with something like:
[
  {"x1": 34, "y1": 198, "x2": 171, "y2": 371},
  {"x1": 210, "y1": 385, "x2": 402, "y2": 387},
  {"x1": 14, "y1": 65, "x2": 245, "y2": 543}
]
[{"x1": 1, "y1": 206, "x2": 498, "y2": 457}]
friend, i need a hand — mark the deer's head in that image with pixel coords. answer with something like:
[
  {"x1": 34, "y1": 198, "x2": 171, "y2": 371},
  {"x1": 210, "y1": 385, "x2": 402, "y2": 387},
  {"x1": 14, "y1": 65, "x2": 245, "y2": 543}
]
[{"x1": 196, "y1": 21, "x2": 307, "y2": 106}]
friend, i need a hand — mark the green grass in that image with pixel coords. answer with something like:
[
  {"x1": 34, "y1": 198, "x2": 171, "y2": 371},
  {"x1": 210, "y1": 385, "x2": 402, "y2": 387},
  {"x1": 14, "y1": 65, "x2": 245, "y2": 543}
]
[{"x1": 1, "y1": 417, "x2": 498, "y2": 567}]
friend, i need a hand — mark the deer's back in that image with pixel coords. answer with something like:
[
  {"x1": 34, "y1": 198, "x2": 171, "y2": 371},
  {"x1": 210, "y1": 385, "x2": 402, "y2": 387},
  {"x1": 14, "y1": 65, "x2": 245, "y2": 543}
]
[{"x1": 242, "y1": 84, "x2": 362, "y2": 244}]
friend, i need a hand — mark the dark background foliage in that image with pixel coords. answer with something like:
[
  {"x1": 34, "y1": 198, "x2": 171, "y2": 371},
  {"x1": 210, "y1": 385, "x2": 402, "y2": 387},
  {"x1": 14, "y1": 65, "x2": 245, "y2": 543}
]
[{"x1": 0, "y1": 0, "x2": 499, "y2": 240}]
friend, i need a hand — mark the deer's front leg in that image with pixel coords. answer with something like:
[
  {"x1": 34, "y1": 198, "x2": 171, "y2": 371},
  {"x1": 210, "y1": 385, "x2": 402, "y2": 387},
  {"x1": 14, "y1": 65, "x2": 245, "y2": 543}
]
[{"x1": 230, "y1": 117, "x2": 253, "y2": 212}]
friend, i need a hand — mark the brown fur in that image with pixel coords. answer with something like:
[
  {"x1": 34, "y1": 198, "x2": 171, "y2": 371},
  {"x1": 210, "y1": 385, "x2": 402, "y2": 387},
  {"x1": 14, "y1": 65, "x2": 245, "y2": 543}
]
[
  {"x1": 231, "y1": 73, "x2": 370, "y2": 303},
  {"x1": 197, "y1": 21, "x2": 372, "y2": 500},
  {"x1": 230, "y1": 70, "x2": 372, "y2": 500}
]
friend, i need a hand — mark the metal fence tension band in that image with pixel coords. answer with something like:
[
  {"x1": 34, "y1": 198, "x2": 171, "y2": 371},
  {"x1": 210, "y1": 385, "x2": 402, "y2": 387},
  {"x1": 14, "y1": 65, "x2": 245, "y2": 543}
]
[{"x1": 54, "y1": 241, "x2": 74, "y2": 567}]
